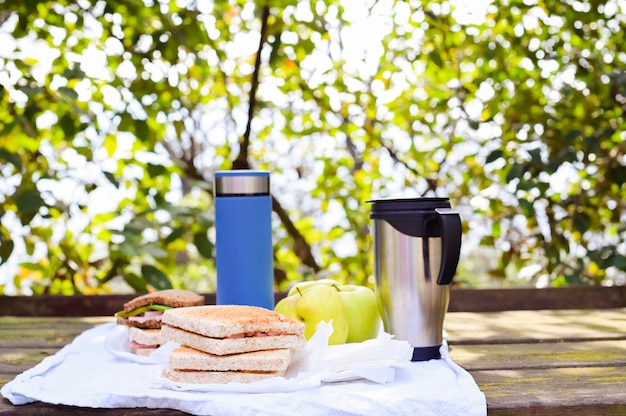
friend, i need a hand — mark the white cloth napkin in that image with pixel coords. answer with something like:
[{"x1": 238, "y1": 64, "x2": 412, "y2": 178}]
[{"x1": 1, "y1": 322, "x2": 486, "y2": 416}]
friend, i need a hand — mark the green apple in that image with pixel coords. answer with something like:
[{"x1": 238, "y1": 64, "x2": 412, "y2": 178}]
[
  {"x1": 335, "y1": 284, "x2": 381, "y2": 343},
  {"x1": 286, "y1": 278, "x2": 338, "y2": 297},
  {"x1": 274, "y1": 294, "x2": 299, "y2": 322},
  {"x1": 275, "y1": 284, "x2": 349, "y2": 345}
]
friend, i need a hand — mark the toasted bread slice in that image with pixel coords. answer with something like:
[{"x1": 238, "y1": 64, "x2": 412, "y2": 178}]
[
  {"x1": 123, "y1": 289, "x2": 205, "y2": 312},
  {"x1": 162, "y1": 367, "x2": 285, "y2": 384},
  {"x1": 169, "y1": 345, "x2": 293, "y2": 373},
  {"x1": 162, "y1": 325, "x2": 306, "y2": 356},
  {"x1": 161, "y1": 305, "x2": 305, "y2": 339}
]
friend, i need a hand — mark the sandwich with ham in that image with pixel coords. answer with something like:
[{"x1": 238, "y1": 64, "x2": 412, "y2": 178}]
[
  {"x1": 114, "y1": 289, "x2": 205, "y2": 356},
  {"x1": 161, "y1": 305, "x2": 306, "y2": 383}
]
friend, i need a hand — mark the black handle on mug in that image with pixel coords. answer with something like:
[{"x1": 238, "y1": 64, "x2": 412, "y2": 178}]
[{"x1": 433, "y1": 208, "x2": 462, "y2": 285}]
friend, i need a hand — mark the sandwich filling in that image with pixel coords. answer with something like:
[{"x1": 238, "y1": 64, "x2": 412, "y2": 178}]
[
  {"x1": 114, "y1": 304, "x2": 172, "y2": 319},
  {"x1": 224, "y1": 331, "x2": 283, "y2": 339},
  {"x1": 127, "y1": 327, "x2": 164, "y2": 354},
  {"x1": 127, "y1": 310, "x2": 166, "y2": 324},
  {"x1": 129, "y1": 340, "x2": 159, "y2": 353}
]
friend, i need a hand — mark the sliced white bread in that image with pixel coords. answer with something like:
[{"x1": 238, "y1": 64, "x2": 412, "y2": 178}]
[
  {"x1": 161, "y1": 305, "x2": 305, "y2": 339},
  {"x1": 134, "y1": 347, "x2": 158, "y2": 356},
  {"x1": 168, "y1": 345, "x2": 293, "y2": 373},
  {"x1": 128, "y1": 327, "x2": 163, "y2": 346}
]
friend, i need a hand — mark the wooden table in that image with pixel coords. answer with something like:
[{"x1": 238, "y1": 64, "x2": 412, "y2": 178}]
[
  {"x1": 1, "y1": 308, "x2": 625, "y2": 415},
  {"x1": 445, "y1": 308, "x2": 626, "y2": 415}
]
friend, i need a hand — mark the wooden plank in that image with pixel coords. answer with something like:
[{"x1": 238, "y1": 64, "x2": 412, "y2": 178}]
[
  {"x1": 0, "y1": 329, "x2": 86, "y2": 348},
  {"x1": 470, "y1": 366, "x2": 626, "y2": 415},
  {"x1": 450, "y1": 340, "x2": 626, "y2": 371},
  {"x1": 487, "y1": 404, "x2": 626, "y2": 416},
  {"x1": 0, "y1": 347, "x2": 60, "y2": 373},
  {"x1": 0, "y1": 317, "x2": 112, "y2": 348},
  {"x1": 448, "y1": 286, "x2": 626, "y2": 312},
  {"x1": 0, "y1": 294, "x2": 215, "y2": 317},
  {"x1": 0, "y1": 399, "x2": 191, "y2": 415},
  {"x1": 445, "y1": 308, "x2": 626, "y2": 344},
  {"x1": 0, "y1": 316, "x2": 112, "y2": 329}
]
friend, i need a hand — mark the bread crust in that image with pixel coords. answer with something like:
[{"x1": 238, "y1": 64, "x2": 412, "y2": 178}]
[
  {"x1": 123, "y1": 289, "x2": 205, "y2": 312},
  {"x1": 161, "y1": 305, "x2": 305, "y2": 338},
  {"x1": 162, "y1": 325, "x2": 306, "y2": 356},
  {"x1": 162, "y1": 367, "x2": 285, "y2": 384}
]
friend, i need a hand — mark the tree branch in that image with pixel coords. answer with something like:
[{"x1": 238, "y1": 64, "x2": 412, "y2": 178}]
[
  {"x1": 232, "y1": 5, "x2": 270, "y2": 170},
  {"x1": 229, "y1": 5, "x2": 320, "y2": 276},
  {"x1": 272, "y1": 195, "x2": 321, "y2": 275}
]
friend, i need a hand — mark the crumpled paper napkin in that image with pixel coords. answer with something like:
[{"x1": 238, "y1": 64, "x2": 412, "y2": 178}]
[{"x1": 1, "y1": 321, "x2": 487, "y2": 416}]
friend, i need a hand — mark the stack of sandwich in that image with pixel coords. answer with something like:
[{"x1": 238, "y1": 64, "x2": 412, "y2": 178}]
[
  {"x1": 115, "y1": 289, "x2": 205, "y2": 356},
  {"x1": 161, "y1": 305, "x2": 306, "y2": 384}
]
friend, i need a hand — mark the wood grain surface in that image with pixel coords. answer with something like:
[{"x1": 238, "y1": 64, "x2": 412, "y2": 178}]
[{"x1": 446, "y1": 308, "x2": 626, "y2": 415}]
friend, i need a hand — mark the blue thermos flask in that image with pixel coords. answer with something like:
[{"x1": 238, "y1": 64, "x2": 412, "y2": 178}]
[{"x1": 214, "y1": 170, "x2": 274, "y2": 309}]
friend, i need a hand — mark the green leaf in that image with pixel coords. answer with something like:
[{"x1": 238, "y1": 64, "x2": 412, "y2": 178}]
[
  {"x1": 58, "y1": 87, "x2": 79, "y2": 100},
  {"x1": 59, "y1": 114, "x2": 76, "y2": 137},
  {"x1": 62, "y1": 66, "x2": 86, "y2": 80},
  {"x1": 486, "y1": 149, "x2": 503, "y2": 164},
  {"x1": 519, "y1": 198, "x2": 534, "y2": 217},
  {"x1": 74, "y1": 146, "x2": 93, "y2": 159},
  {"x1": 124, "y1": 272, "x2": 148, "y2": 293},
  {"x1": 143, "y1": 245, "x2": 168, "y2": 258},
  {"x1": 0, "y1": 121, "x2": 15, "y2": 136},
  {"x1": 164, "y1": 227, "x2": 185, "y2": 244},
  {"x1": 60, "y1": 241, "x2": 83, "y2": 266},
  {"x1": 611, "y1": 255, "x2": 626, "y2": 271},
  {"x1": 573, "y1": 212, "x2": 591, "y2": 234},
  {"x1": 134, "y1": 119, "x2": 149, "y2": 142},
  {"x1": 0, "y1": 239, "x2": 14, "y2": 265},
  {"x1": 103, "y1": 171, "x2": 120, "y2": 187},
  {"x1": 431, "y1": 52, "x2": 443, "y2": 68},
  {"x1": 506, "y1": 163, "x2": 524, "y2": 182},
  {"x1": 15, "y1": 190, "x2": 44, "y2": 222},
  {"x1": 193, "y1": 231, "x2": 213, "y2": 259},
  {"x1": 147, "y1": 163, "x2": 166, "y2": 178},
  {"x1": 0, "y1": 148, "x2": 23, "y2": 169},
  {"x1": 103, "y1": 134, "x2": 117, "y2": 157},
  {"x1": 141, "y1": 264, "x2": 173, "y2": 290}
]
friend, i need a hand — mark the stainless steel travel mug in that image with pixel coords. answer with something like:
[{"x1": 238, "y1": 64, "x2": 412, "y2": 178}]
[{"x1": 370, "y1": 198, "x2": 462, "y2": 361}]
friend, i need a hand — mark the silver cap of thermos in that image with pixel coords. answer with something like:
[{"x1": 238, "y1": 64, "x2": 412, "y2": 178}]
[{"x1": 214, "y1": 171, "x2": 270, "y2": 196}]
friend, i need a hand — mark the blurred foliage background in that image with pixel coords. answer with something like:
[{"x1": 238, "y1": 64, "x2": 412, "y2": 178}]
[{"x1": 0, "y1": 0, "x2": 625, "y2": 295}]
